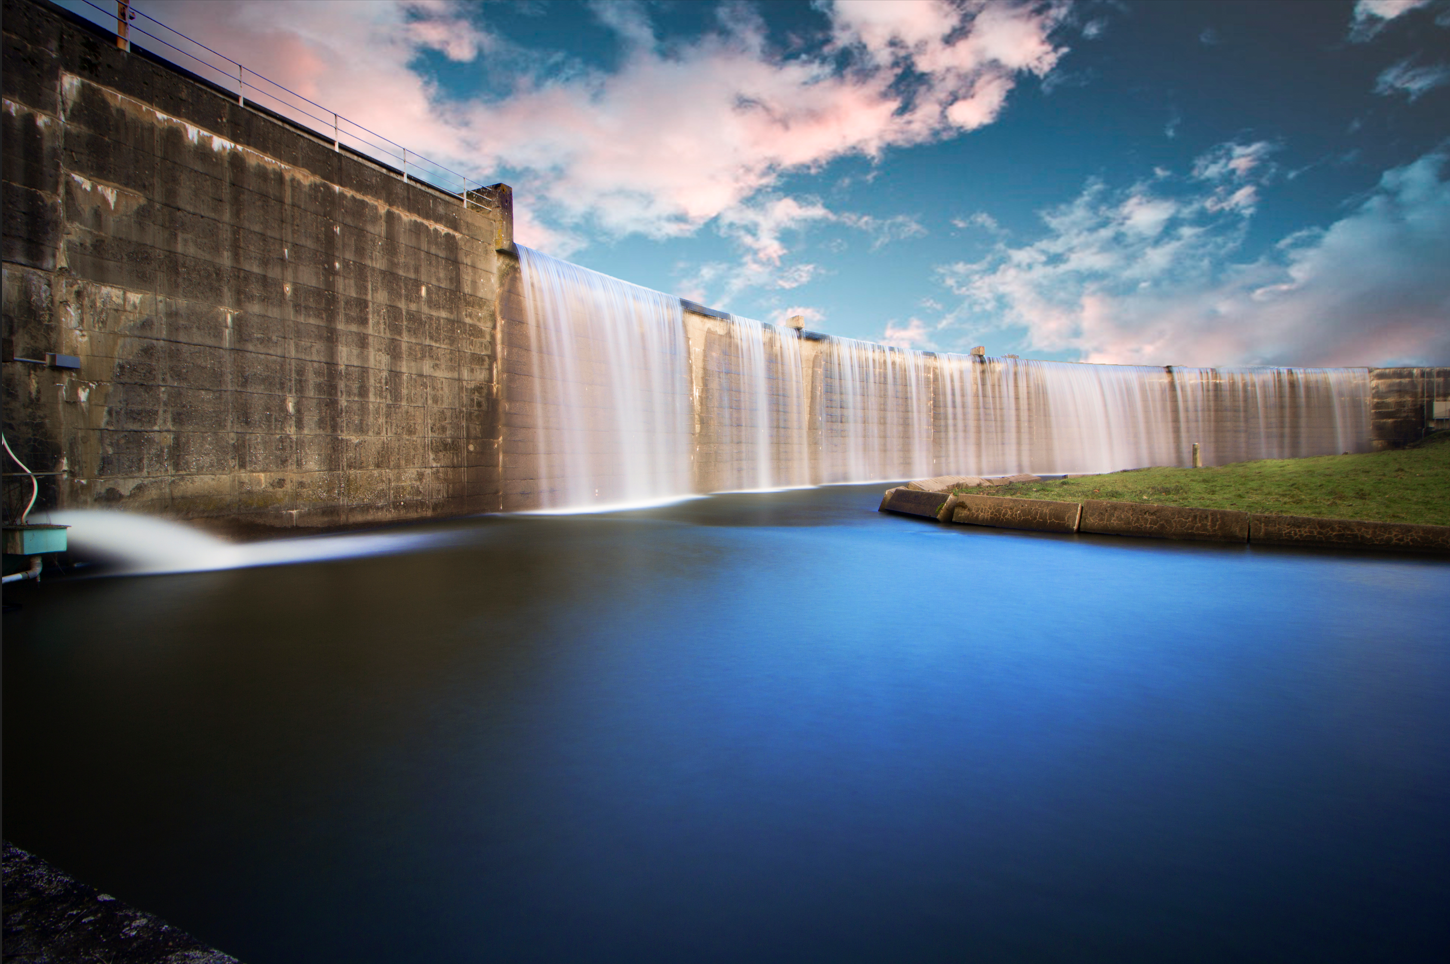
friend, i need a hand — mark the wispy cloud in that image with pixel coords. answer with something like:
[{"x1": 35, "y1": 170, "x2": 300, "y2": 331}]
[
  {"x1": 937, "y1": 148, "x2": 1450, "y2": 367},
  {"x1": 882, "y1": 317, "x2": 937, "y2": 350},
  {"x1": 1375, "y1": 58, "x2": 1450, "y2": 100},
  {"x1": 952, "y1": 212, "x2": 1007, "y2": 234},
  {"x1": 137, "y1": 0, "x2": 1076, "y2": 282},
  {"x1": 839, "y1": 213, "x2": 928, "y2": 249},
  {"x1": 1348, "y1": 0, "x2": 1435, "y2": 41},
  {"x1": 770, "y1": 305, "x2": 827, "y2": 328}
]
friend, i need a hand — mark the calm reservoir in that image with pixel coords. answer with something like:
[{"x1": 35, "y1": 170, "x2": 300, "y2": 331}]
[{"x1": 4, "y1": 485, "x2": 1448, "y2": 962}]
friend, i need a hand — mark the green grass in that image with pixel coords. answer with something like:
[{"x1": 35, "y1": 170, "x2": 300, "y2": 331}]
[{"x1": 950, "y1": 431, "x2": 1450, "y2": 527}]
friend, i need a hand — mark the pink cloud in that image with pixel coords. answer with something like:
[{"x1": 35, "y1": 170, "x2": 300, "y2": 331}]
[{"x1": 127, "y1": 0, "x2": 1073, "y2": 297}]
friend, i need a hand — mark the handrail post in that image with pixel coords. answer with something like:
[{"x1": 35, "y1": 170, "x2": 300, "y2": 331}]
[
  {"x1": 333, "y1": 113, "x2": 339, "y2": 151},
  {"x1": 402, "y1": 148, "x2": 408, "y2": 182},
  {"x1": 238, "y1": 64, "x2": 245, "y2": 106},
  {"x1": 116, "y1": 0, "x2": 131, "y2": 51}
]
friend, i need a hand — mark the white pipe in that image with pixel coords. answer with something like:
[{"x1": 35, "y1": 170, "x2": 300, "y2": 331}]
[
  {"x1": 2, "y1": 555, "x2": 43, "y2": 584},
  {"x1": 2, "y1": 432, "x2": 39, "y2": 524}
]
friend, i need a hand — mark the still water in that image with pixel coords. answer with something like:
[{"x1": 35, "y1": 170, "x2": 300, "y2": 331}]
[{"x1": 4, "y1": 486, "x2": 1448, "y2": 962}]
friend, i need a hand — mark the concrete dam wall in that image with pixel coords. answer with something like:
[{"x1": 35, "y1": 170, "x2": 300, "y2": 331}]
[
  {"x1": 498, "y1": 247, "x2": 1372, "y2": 512},
  {"x1": 3, "y1": 0, "x2": 1446, "y2": 527},
  {"x1": 3, "y1": 0, "x2": 505, "y2": 530}
]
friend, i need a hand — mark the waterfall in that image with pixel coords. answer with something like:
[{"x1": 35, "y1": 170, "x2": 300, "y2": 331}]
[
  {"x1": 714, "y1": 316, "x2": 808, "y2": 491},
  {"x1": 514, "y1": 246, "x2": 693, "y2": 510},
  {"x1": 505, "y1": 249, "x2": 1371, "y2": 510},
  {"x1": 931, "y1": 358, "x2": 1370, "y2": 476},
  {"x1": 1168, "y1": 367, "x2": 1372, "y2": 466},
  {"x1": 821, "y1": 339, "x2": 932, "y2": 483}
]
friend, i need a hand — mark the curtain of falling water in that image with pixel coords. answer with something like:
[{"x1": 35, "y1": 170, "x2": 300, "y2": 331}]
[
  {"x1": 772, "y1": 324, "x2": 810, "y2": 487},
  {"x1": 822, "y1": 339, "x2": 933, "y2": 483},
  {"x1": 934, "y1": 357, "x2": 1371, "y2": 476},
  {"x1": 513, "y1": 246, "x2": 1369, "y2": 503},
  {"x1": 1167, "y1": 367, "x2": 1372, "y2": 466},
  {"x1": 517, "y1": 246, "x2": 693, "y2": 509},
  {"x1": 722, "y1": 316, "x2": 809, "y2": 491}
]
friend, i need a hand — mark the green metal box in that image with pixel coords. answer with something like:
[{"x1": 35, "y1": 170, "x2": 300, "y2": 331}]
[{"x1": 3, "y1": 524, "x2": 69, "y2": 555}]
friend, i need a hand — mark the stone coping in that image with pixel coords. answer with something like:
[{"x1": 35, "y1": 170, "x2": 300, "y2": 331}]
[
  {"x1": 880, "y1": 487, "x2": 1450, "y2": 554},
  {"x1": 2, "y1": 841, "x2": 241, "y2": 964}
]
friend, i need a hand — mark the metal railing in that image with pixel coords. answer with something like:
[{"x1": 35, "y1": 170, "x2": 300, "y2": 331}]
[{"x1": 67, "y1": 0, "x2": 494, "y2": 209}]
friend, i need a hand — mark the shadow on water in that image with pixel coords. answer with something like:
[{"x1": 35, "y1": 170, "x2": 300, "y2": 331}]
[{"x1": 4, "y1": 486, "x2": 1448, "y2": 963}]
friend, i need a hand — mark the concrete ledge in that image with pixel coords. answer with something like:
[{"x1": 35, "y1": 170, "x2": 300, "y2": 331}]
[
  {"x1": 1081, "y1": 500, "x2": 1249, "y2": 543},
  {"x1": 951, "y1": 494, "x2": 1081, "y2": 533},
  {"x1": 906, "y1": 475, "x2": 988, "y2": 492},
  {"x1": 1250, "y1": 513, "x2": 1450, "y2": 553},
  {"x1": 879, "y1": 487, "x2": 950, "y2": 521}
]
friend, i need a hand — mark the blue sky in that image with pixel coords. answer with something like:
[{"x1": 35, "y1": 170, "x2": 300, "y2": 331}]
[{"x1": 69, "y1": 0, "x2": 1450, "y2": 366}]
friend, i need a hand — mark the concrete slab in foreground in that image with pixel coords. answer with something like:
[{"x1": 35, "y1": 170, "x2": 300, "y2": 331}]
[
  {"x1": 885, "y1": 478, "x2": 1450, "y2": 554},
  {"x1": 1080, "y1": 500, "x2": 1249, "y2": 543},
  {"x1": 880, "y1": 487, "x2": 952, "y2": 521},
  {"x1": 2, "y1": 841, "x2": 241, "y2": 964},
  {"x1": 1250, "y1": 513, "x2": 1450, "y2": 553},
  {"x1": 951, "y1": 494, "x2": 1082, "y2": 533}
]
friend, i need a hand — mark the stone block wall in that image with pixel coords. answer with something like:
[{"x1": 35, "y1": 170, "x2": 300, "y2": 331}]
[{"x1": 2, "y1": 0, "x2": 504, "y2": 530}]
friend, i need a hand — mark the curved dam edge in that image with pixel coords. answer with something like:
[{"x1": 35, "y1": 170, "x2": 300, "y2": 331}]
[{"x1": 879, "y1": 487, "x2": 1450, "y2": 555}]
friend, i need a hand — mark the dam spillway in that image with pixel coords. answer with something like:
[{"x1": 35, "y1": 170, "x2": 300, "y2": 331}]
[
  {"x1": 5, "y1": 0, "x2": 1436, "y2": 530},
  {"x1": 502, "y1": 248, "x2": 1372, "y2": 512}
]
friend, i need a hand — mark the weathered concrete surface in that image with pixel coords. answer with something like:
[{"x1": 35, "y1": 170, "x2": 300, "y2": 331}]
[
  {"x1": 1250, "y1": 513, "x2": 1450, "y2": 554},
  {"x1": 951, "y1": 494, "x2": 1081, "y2": 533},
  {"x1": 879, "y1": 486, "x2": 948, "y2": 520},
  {"x1": 2, "y1": 841, "x2": 241, "y2": 963},
  {"x1": 2, "y1": 0, "x2": 503, "y2": 530},
  {"x1": 1080, "y1": 500, "x2": 1249, "y2": 543},
  {"x1": 1369, "y1": 368, "x2": 1450, "y2": 450}
]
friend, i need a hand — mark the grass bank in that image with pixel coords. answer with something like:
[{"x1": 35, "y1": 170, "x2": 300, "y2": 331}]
[{"x1": 952, "y1": 431, "x2": 1450, "y2": 527}]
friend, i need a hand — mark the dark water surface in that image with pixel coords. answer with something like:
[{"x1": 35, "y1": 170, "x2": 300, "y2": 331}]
[{"x1": 5, "y1": 486, "x2": 1448, "y2": 962}]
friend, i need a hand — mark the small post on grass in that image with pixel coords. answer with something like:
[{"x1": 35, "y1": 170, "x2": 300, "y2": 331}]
[{"x1": 1192, "y1": 442, "x2": 1202, "y2": 468}]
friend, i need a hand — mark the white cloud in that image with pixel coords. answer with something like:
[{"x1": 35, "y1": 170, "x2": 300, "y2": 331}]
[
  {"x1": 952, "y1": 211, "x2": 1006, "y2": 234},
  {"x1": 1375, "y1": 58, "x2": 1450, "y2": 100},
  {"x1": 839, "y1": 213, "x2": 928, "y2": 249},
  {"x1": 882, "y1": 317, "x2": 937, "y2": 350},
  {"x1": 138, "y1": 0, "x2": 1071, "y2": 256},
  {"x1": 770, "y1": 305, "x2": 827, "y2": 328},
  {"x1": 937, "y1": 149, "x2": 1450, "y2": 367},
  {"x1": 1349, "y1": 0, "x2": 1435, "y2": 41}
]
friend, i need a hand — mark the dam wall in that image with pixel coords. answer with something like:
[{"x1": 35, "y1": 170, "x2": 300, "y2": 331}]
[
  {"x1": 3, "y1": 0, "x2": 1443, "y2": 526},
  {"x1": 2, "y1": 0, "x2": 504, "y2": 530},
  {"x1": 497, "y1": 247, "x2": 1377, "y2": 512},
  {"x1": 1369, "y1": 368, "x2": 1450, "y2": 449}
]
